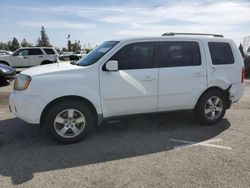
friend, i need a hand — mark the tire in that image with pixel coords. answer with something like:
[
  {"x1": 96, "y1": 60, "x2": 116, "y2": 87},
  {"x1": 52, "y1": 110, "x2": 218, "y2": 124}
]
[
  {"x1": 45, "y1": 100, "x2": 95, "y2": 144},
  {"x1": 41, "y1": 60, "x2": 53, "y2": 65},
  {"x1": 193, "y1": 90, "x2": 226, "y2": 125}
]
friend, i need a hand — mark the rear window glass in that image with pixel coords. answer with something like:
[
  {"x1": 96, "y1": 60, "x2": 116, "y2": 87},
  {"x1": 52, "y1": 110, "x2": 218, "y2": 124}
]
[
  {"x1": 44, "y1": 48, "x2": 56, "y2": 55},
  {"x1": 28, "y1": 49, "x2": 43, "y2": 55},
  {"x1": 159, "y1": 41, "x2": 201, "y2": 67},
  {"x1": 208, "y1": 42, "x2": 234, "y2": 65}
]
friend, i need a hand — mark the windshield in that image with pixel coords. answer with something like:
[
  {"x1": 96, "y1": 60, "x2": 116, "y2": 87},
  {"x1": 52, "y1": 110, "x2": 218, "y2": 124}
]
[{"x1": 76, "y1": 41, "x2": 119, "y2": 66}]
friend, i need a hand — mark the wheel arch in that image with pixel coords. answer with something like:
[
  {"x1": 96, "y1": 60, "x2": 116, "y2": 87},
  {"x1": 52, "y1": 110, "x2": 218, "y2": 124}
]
[
  {"x1": 40, "y1": 95, "x2": 98, "y2": 127},
  {"x1": 41, "y1": 60, "x2": 53, "y2": 65},
  {"x1": 194, "y1": 86, "x2": 231, "y2": 110},
  {"x1": 0, "y1": 60, "x2": 10, "y2": 66}
]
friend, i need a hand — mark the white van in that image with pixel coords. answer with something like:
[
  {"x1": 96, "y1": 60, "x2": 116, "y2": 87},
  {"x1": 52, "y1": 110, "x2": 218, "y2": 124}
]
[{"x1": 9, "y1": 33, "x2": 245, "y2": 143}]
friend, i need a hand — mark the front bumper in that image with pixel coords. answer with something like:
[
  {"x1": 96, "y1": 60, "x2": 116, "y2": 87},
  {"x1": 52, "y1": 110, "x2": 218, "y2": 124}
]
[{"x1": 9, "y1": 91, "x2": 47, "y2": 124}]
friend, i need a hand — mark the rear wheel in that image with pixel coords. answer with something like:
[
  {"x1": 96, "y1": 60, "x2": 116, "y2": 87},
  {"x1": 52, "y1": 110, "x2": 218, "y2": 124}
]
[
  {"x1": 41, "y1": 60, "x2": 53, "y2": 65},
  {"x1": 194, "y1": 90, "x2": 226, "y2": 125},
  {"x1": 45, "y1": 100, "x2": 95, "y2": 144}
]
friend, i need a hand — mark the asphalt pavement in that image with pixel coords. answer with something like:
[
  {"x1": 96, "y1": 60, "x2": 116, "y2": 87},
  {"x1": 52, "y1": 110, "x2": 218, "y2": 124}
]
[{"x1": 0, "y1": 81, "x2": 250, "y2": 187}]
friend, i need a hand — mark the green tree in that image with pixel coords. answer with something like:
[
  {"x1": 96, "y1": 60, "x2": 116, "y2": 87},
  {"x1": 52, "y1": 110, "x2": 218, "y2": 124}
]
[
  {"x1": 7, "y1": 41, "x2": 12, "y2": 50},
  {"x1": 37, "y1": 26, "x2": 51, "y2": 47},
  {"x1": 55, "y1": 46, "x2": 61, "y2": 53},
  {"x1": 71, "y1": 40, "x2": 81, "y2": 52},
  {"x1": 11, "y1": 37, "x2": 20, "y2": 51},
  {"x1": 62, "y1": 47, "x2": 68, "y2": 52},
  {"x1": 239, "y1": 43, "x2": 244, "y2": 57},
  {"x1": 21, "y1": 38, "x2": 32, "y2": 47},
  {"x1": 0, "y1": 42, "x2": 9, "y2": 50}
]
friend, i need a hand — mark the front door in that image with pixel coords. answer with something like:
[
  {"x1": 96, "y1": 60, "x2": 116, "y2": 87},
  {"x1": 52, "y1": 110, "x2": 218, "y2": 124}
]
[
  {"x1": 100, "y1": 42, "x2": 158, "y2": 117},
  {"x1": 11, "y1": 49, "x2": 30, "y2": 67}
]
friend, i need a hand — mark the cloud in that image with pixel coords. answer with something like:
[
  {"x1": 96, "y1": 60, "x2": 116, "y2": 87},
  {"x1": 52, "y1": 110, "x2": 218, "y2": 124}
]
[
  {"x1": 43, "y1": 1, "x2": 250, "y2": 43},
  {"x1": 18, "y1": 21, "x2": 94, "y2": 29},
  {"x1": 5, "y1": 0, "x2": 250, "y2": 45}
]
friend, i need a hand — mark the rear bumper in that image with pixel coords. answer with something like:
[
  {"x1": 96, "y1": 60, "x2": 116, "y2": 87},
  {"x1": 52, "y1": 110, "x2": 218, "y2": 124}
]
[{"x1": 229, "y1": 83, "x2": 245, "y2": 103}]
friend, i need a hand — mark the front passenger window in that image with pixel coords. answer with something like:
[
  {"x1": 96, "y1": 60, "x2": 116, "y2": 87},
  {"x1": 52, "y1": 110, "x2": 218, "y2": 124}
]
[
  {"x1": 111, "y1": 42, "x2": 155, "y2": 70},
  {"x1": 13, "y1": 49, "x2": 29, "y2": 56}
]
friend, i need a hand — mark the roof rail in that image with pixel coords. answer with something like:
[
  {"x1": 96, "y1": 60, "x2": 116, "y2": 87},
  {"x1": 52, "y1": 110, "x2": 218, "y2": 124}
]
[{"x1": 162, "y1": 32, "x2": 224, "y2": 38}]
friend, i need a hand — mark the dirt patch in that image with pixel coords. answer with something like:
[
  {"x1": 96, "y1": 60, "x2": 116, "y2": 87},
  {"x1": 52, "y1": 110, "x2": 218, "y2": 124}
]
[{"x1": 0, "y1": 92, "x2": 10, "y2": 105}]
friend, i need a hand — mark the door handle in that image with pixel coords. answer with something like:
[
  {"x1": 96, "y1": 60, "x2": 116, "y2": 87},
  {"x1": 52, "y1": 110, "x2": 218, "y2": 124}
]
[
  {"x1": 39, "y1": 56, "x2": 44, "y2": 58},
  {"x1": 192, "y1": 72, "x2": 204, "y2": 78},
  {"x1": 142, "y1": 76, "x2": 156, "y2": 81},
  {"x1": 23, "y1": 56, "x2": 28, "y2": 59}
]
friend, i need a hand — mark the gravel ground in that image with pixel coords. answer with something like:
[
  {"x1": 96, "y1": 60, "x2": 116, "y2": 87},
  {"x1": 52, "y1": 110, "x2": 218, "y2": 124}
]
[{"x1": 0, "y1": 80, "x2": 250, "y2": 187}]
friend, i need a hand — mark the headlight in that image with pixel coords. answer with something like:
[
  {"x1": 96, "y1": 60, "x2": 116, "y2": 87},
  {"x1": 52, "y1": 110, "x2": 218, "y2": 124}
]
[{"x1": 14, "y1": 74, "x2": 31, "y2": 91}]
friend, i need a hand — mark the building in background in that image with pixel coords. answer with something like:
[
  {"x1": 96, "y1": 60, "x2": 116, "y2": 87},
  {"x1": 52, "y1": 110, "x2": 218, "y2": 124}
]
[{"x1": 243, "y1": 36, "x2": 250, "y2": 53}]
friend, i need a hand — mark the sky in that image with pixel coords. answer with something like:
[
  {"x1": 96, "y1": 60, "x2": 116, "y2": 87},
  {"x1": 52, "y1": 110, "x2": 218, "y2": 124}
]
[{"x1": 0, "y1": 0, "x2": 250, "y2": 49}]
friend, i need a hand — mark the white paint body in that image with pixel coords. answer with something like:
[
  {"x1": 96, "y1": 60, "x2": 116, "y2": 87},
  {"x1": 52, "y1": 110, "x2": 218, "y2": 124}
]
[{"x1": 9, "y1": 36, "x2": 245, "y2": 124}]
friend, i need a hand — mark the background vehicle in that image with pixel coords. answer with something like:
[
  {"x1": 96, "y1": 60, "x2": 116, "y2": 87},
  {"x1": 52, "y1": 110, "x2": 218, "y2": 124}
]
[
  {"x1": 0, "y1": 47, "x2": 58, "y2": 68},
  {"x1": 59, "y1": 52, "x2": 80, "y2": 61},
  {"x1": 0, "y1": 63, "x2": 15, "y2": 85},
  {"x1": 75, "y1": 50, "x2": 87, "y2": 58},
  {"x1": 0, "y1": 50, "x2": 13, "y2": 56},
  {"x1": 9, "y1": 33, "x2": 245, "y2": 144}
]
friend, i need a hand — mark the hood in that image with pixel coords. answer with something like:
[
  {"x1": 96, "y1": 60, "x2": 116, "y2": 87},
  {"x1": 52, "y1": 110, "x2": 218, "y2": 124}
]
[
  {"x1": 21, "y1": 62, "x2": 84, "y2": 77},
  {"x1": 0, "y1": 63, "x2": 15, "y2": 75}
]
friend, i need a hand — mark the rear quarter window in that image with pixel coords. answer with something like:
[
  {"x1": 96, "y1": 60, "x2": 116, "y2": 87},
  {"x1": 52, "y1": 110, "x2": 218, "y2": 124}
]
[{"x1": 208, "y1": 42, "x2": 234, "y2": 65}]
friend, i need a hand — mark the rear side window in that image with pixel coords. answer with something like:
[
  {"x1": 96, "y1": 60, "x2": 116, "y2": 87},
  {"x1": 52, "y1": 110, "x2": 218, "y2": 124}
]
[
  {"x1": 208, "y1": 42, "x2": 234, "y2": 65},
  {"x1": 28, "y1": 49, "x2": 43, "y2": 55},
  {"x1": 111, "y1": 42, "x2": 155, "y2": 70},
  {"x1": 159, "y1": 42, "x2": 201, "y2": 67},
  {"x1": 44, "y1": 48, "x2": 56, "y2": 55}
]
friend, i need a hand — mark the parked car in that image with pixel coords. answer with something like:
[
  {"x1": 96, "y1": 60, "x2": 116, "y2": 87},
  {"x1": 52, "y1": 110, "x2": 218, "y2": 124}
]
[
  {"x1": 0, "y1": 63, "x2": 16, "y2": 84},
  {"x1": 0, "y1": 47, "x2": 58, "y2": 68},
  {"x1": 9, "y1": 33, "x2": 245, "y2": 144},
  {"x1": 75, "y1": 50, "x2": 87, "y2": 58},
  {"x1": 59, "y1": 52, "x2": 80, "y2": 61},
  {"x1": 0, "y1": 50, "x2": 13, "y2": 56}
]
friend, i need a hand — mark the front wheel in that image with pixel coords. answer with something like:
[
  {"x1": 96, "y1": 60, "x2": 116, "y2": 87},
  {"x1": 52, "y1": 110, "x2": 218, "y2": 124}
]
[
  {"x1": 193, "y1": 90, "x2": 226, "y2": 125},
  {"x1": 45, "y1": 100, "x2": 95, "y2": 144}
]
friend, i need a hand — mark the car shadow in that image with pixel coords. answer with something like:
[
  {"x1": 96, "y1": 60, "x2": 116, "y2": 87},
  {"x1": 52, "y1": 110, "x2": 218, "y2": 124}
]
[{"x1": 0, "y1": 111, "x2": 231, "y2": 185}]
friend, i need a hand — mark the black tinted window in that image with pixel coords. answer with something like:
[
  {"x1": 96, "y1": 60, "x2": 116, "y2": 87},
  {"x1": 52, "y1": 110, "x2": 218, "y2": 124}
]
[
  {"x1": 44, "y1": 48, "x2": 55, "y2": 54},
  {"x1": 13, "y1": 49, "x2": 29, "y2": 56},
  {"x1": 208, "y1": 42, "x2": 234, "y2": 65},
  {"x1": 28, "y1": 49, "x2": 43, "y2": 55},
  {"x1": 160, "y1": 42, "x2": 201, "y2": 67},
  {"x1": 111, "y1": 42, "x2": 155, "y2": 70}
]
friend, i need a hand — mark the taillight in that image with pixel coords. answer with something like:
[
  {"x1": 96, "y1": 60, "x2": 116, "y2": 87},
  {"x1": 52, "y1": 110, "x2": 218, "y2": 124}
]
[{"x1": 242, "y1": 67, "x2": 245, "y2": 83}]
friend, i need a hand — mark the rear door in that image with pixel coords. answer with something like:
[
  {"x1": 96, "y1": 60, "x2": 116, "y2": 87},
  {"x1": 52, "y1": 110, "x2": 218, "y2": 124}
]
[
  {"x1": 158, "y1": 40, "x2": 207, "y2": 111},
  {"x1": 28, "y1": 48, "x2": 44, "y2": 66}
]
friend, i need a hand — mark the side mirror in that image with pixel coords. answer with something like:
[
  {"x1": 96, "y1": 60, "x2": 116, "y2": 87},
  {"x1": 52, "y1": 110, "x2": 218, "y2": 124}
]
[{"x1": 105, "y1": 60, "x2": 118, "y2": 71}]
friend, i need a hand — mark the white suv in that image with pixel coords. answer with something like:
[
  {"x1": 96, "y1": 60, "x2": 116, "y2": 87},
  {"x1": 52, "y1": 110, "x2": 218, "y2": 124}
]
[
  {"x1": 0, "y1": 47, "x2": 58, "y2": 68},
  {"x1": 9, "y1": 33, "x2": 245, "y2": 143}
]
